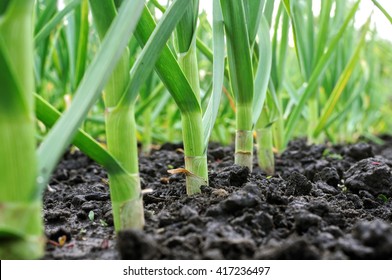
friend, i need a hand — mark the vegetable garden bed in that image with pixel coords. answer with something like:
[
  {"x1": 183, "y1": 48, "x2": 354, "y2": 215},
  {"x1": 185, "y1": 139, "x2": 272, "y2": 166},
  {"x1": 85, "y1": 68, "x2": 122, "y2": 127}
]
[{"x1": 44, "y1": 138, "x2": 392, "y2": 259}]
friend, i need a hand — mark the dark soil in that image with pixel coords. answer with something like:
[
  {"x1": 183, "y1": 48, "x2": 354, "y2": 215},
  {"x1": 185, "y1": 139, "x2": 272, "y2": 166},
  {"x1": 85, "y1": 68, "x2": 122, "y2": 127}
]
[{"x1": 43, "y1": 137, "x2": 392, "y2": 259}]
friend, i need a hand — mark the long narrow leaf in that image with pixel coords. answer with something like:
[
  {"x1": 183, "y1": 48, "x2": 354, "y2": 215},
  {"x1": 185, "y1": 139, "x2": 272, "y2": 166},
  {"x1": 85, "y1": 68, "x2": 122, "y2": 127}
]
[
  {"x1": 119, "y1": 0, "x2": 191, "y2": 107},
  {"x1": 0, "y1": 41, "x2": 27, "y2": 115},
  {"x1": 313, "y1": 18, "x2": 371, "y2": 137},
  {"x1": 37, "y1": 0, "x2": 145, "y2": 192},
  {"x1": 175, "y1": 0, "x2": 199, "y2": 53},
  {"x1": 74, "y1": 0, "x2": 89, "y2": 86},
  {"x1": 35, "y1": 94, "x2": 125, "y2": 174},
  {"x1": 314, "y1": 0, "x2": 333, "y2": 63},
  {"x1": 34, "y1": 0, "x2": 57, "y2": 34},
  {"x1": 202, "y1": 0, "x2": 225, "y2": 147},
  {"x1": 252, "y1": 16, "x2": 272, "y2": 125},
  {"x1": 284, "y1": 0, "x2": 361, "y2": 145},
  {"x1": 284, "y1": 0, "x2": 313, "y2": 80},
  {"x1": 34, "y1": 0, "x2": 82, "y2": 44},
  {"x1": 244, "y1": 0, "x2": 264, "y2": 45},
  {"x1": 372, "y1": 0, "x2": 392, "y2": 24},
  {"x1": 220, "y1": 0, "x2": 254, "y2": 107},
  {"x1": 133, "y1": 5, "x2": 200, "y2": 114}
]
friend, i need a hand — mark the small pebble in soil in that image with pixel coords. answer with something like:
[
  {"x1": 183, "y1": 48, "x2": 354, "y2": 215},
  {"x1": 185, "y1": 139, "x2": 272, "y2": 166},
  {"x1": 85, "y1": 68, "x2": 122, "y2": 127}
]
[{"x1": 211, "y1": 188, "x2": 229, "y2": 197}]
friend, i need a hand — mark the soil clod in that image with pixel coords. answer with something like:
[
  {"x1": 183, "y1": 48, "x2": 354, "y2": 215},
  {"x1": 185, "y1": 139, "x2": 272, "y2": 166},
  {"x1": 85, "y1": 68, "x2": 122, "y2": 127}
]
[
  {"x1": 286, "y1": 172, "x2": 313, "y2": 196},
  {"x1": 344, "y1": 157, "x2": 392, "y2": 196}
]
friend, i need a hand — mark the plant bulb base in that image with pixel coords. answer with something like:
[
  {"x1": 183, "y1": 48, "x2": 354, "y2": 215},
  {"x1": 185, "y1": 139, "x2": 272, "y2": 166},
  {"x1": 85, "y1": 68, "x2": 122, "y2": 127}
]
[
  {"x1": 235, "y1": 130, "x2": 254, "y2": 171},
  {"x1": 185, "y1": 155, "x2": 208, "y2": 195},
  {"x1": 256, "y1": 127, "x2": 275, "y2": 176}
]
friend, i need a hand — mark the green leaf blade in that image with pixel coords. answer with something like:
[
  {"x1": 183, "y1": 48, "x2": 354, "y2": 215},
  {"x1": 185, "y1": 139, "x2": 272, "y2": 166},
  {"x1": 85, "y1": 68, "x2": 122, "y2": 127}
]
[{"x1": 37, "y1": 0, "x2": 145, "y2": 190}]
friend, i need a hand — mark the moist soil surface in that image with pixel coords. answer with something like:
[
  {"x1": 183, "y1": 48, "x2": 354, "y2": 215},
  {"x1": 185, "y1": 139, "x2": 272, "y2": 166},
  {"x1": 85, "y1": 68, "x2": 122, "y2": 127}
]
[{"x1": 43, "y1": 137, "x2": 392, "y2": 259}]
